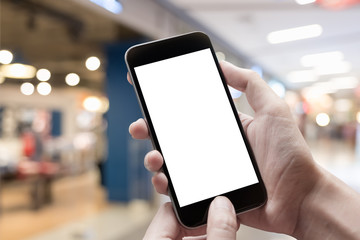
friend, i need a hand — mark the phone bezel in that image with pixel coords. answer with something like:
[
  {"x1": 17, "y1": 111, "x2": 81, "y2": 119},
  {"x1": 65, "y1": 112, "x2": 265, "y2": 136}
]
[{"x1": 125, "y1": 32, "x2": 267, "y2": 228}]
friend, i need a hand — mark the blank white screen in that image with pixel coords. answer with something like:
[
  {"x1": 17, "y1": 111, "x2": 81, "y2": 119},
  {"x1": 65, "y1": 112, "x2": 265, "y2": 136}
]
[{"x1": 135, "y1": 49, "x2": 258, "y2": 207}]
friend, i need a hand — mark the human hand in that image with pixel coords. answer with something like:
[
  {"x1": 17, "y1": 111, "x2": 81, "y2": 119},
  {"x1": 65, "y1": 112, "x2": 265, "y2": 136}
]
[
  {"x1": 128, "y1": 61, "x2": 318, "y2": 236},
  {"x1": 129, "y1": 61, "x2": 360, "y2": 239},
  {"x1": 144, "y1": 196, "x2": 239, "y2": 240}
]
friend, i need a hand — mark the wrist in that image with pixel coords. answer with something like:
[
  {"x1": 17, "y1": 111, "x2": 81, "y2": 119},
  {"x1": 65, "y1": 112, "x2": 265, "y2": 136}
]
[{"x1": 293, "y1": 166, "x2": 360, "y2": 239}]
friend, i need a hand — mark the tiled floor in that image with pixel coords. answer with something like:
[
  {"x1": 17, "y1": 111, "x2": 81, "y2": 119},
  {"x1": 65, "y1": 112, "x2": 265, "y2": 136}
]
[
  {"x1": 1, "y1": 139, "x2": 359, "y2": 240},
  {"x1": 25, "y1": 202, "x2": 155, "y2": 240}
]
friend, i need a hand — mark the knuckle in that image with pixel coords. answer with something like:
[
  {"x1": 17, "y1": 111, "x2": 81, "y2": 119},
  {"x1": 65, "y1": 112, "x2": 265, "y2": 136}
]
[{"x1": 246, "y1": 69, "x2": 262, "y2": 80}]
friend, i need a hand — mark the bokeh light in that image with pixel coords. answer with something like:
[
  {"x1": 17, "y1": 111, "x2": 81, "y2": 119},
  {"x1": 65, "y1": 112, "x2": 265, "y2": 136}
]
[
  {"x1": 316, "y1": 113, "x2": 330, "y2": 127},
  {"x1": 20, "y1": 82, "x2": 35, "y2": 96},
  {"x1": 83, "y1": 96, "x2": 102, "y2": 112},
  {"x1": 0, "y1": 49, "x2": 13, "y2": 64},
  {"x1": 65, "y1": 73, "x2": 80, "y2": 86},
  {"x1": 36, "y1": 68, "x2": 51, "y2": 81},
  {"x1": 37, "y1": 82, "x2": 52, "y2": 95},
  {"x1": 85, "y1": 56, "x2": 101, "y2": 71},
  {"x1": 0, "y1": 63, "x2": 36, "y2": 79}
]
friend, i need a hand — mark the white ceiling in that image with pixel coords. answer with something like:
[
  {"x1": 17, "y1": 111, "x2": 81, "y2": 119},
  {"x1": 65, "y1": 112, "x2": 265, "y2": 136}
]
[
  {"x1": 159, "y1": 0, "x2": 360, "y2": 89},
  {"x1": 2, "y1": 0, "x2": 359, "y2": 92}
]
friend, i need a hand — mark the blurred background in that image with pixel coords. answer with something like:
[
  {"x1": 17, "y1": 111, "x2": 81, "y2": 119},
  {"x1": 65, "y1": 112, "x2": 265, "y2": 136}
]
[{"x1": 0, "y1": 0, "x2": 359, "y2": 239}]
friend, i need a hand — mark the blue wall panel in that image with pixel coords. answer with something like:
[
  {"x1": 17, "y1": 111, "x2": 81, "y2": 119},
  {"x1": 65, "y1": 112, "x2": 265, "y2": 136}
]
[{"x1": 105, "y1": 41, "x2": 152, "y2": 202}]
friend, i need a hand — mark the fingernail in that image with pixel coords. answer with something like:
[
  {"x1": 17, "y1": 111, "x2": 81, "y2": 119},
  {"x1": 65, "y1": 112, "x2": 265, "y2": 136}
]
[
  {"x1": 144, "y1": 155, "x2": 150, "y2": 170},
  {"x1": 212, "y1": 196, "x2": 235, "y2": 213},
  {"x1": 129, "y1": 119, "x2": 141, "y2": 133},
  {"x1": 128, "y1": 123, "x2": 134, "y2": 134}
]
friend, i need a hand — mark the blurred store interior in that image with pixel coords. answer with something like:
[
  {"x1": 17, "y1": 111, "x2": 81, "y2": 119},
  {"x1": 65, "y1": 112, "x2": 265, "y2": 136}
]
[{"x1": 0, "y1": 0, "x2": 360, "y2": 239}]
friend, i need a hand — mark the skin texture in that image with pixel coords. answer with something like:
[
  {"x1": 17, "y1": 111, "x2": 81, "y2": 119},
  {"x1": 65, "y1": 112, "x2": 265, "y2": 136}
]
[
  {"x1": 143, "y1": 196, "x2": 239, "y2": 240},
  {"x1": 128, "y1": 61, "x2": 360, "y2": 240}
]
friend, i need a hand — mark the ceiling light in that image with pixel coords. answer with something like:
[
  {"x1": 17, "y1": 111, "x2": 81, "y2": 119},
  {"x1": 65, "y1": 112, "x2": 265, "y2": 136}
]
[
  {"x1": 310, "y1": 76, "x2": 358, "y2": 95},
  {"x1": 90, "y1": 0, "x2": 123, "y2": 14},
  {"x1": 65, "y1": 73, "x2": 80, "y2": 86},
  {"x1": 287, "y1": 70, "x2": 317, "y2": 83},
  {"x1": 85, "y1": 56, "x2": 101, "y2": 71},
  {"x1": 0, "y1": 50, "x2": 13, "y2": 64},
  {"x1": 36, "y1": 68, "x2": 51, "y2": 81},
  {"x1": 301, "y1": 51, "x2": 344, "y2": 67},
  {"x1": 316, "y1": 113, "x2": 330, "y2": 127},
  {"x1": 83, "y1": 96, "x2": 102, "y2": 112},
  {"x1": 295, "y1": 0, "x2": 316, "y2": 5},
  {"x1": 310, "y1": 82, "x2": 338, "y2": 95},
  {"x1": 302, "y1": 86, "x2": 334, "y2": 100},
  {"x1": 315, "y1": 61, "x2": 351, "y2": 75},
  {"x1": 37, "y1": 82, "x2": 52, "y2": 95},
  {"x1": 20, "y1": 82, "x2": 35, "y2": 96},
  {"x1": 331, "y1": 76, "x2": 358, "y2": 87},
  {"x1": 267, "y1": 24, "x2": 323, "y2": 44},
  {"x1": 0, "y1": 63, "x2": 36, "y2": 79}
]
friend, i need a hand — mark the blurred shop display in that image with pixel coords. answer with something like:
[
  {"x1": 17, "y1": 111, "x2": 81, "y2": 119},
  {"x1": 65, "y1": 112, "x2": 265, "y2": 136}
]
[
  {"x1": 0, "y1": 104, "x2": 108, "y2": 210},
  {"x1": 0, "y1": 0, "x2": 154, "y2": 215}
]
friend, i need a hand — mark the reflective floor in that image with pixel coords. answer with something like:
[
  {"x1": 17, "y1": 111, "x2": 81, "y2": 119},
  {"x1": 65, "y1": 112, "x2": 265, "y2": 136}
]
[
  {"x1": 1, "y1": 139, "x2": 359, "y2": 240},
  {"x1": 0, "y1": 170, "x2": 156, "y2": 240}
]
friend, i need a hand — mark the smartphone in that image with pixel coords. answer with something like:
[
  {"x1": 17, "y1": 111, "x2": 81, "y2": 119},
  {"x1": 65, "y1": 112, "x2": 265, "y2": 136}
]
[{"x1": 125, "y1": 32, "x2": 267, "y2": 228}]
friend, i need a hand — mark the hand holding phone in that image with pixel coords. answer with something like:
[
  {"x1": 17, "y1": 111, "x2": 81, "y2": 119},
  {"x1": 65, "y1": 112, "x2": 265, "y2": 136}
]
[
  {"x1": 125, "y1": 32, "x2": 267, "y2": 228},
  {"x1": 128, "y1": 38, "x2": 360, "y2": 239}
]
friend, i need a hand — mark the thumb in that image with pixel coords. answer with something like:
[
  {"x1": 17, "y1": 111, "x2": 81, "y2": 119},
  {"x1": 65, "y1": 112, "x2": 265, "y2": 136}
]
[{"x1": 206, "y1": 196, "x2": 238, "y2": 240}]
